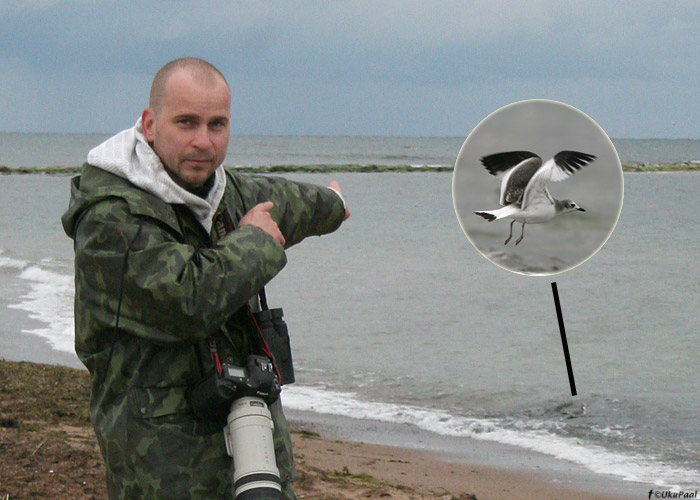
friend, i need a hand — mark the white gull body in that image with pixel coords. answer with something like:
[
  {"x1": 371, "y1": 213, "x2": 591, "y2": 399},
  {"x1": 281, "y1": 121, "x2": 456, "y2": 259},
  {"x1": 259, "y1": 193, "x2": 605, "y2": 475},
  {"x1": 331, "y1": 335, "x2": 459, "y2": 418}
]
[{"x1": 474, "y1": 150, "x2": 596, "y2": 245}]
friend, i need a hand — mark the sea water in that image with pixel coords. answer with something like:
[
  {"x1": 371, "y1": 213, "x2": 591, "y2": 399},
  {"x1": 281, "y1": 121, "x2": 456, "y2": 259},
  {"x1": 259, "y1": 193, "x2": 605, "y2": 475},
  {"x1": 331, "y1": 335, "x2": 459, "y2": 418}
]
[
  {"x1": 1, "y1": 134, "x2": 699, "y2": 490},
  {"x1": 2, "y1": 132, "x2": 700, "y2": 168}
]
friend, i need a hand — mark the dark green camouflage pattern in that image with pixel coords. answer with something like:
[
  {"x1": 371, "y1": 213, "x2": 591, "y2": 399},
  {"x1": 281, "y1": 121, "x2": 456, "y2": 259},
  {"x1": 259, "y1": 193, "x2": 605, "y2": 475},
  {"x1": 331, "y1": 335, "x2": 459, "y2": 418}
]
[{"x1": 62, "y1": 164, "x2": 346, "y2": 499}]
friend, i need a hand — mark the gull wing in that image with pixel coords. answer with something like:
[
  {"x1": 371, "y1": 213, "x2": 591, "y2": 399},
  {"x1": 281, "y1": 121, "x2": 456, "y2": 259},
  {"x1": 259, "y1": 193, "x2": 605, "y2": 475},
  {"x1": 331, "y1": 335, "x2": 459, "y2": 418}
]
[
  {"x1": 522, "y1": 151, "x2": 596, "y2": 209},
  {"x1": 481, "y1": 151, "x2": 539, "y2": 176},
  {"x1": 480, "y1": 151, "x2": 541, "y2": 207}
]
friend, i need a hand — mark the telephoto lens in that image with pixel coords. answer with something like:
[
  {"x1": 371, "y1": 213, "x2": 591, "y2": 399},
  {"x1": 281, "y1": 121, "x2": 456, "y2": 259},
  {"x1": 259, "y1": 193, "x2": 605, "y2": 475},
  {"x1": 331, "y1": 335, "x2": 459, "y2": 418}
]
[{"x1": 224, "y1": 397, "x2": 282, "y2": 499}]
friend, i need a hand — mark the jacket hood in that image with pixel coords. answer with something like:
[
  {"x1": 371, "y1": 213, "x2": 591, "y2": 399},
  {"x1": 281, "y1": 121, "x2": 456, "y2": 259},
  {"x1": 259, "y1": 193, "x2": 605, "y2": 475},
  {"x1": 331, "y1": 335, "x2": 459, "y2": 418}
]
[
  {"x1": 62, "y1": 164, "x2": 185, "y2": 239},
  {"x1": 62, "y1": 118, "x2": 226, "y2": 238}
]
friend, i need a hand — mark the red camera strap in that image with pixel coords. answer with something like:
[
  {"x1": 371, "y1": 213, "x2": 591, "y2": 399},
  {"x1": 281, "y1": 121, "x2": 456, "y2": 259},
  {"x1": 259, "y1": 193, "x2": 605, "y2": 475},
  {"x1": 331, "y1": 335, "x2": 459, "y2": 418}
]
[{"x1": 208, "y1": 338, "x2": 223, "y2": 375}]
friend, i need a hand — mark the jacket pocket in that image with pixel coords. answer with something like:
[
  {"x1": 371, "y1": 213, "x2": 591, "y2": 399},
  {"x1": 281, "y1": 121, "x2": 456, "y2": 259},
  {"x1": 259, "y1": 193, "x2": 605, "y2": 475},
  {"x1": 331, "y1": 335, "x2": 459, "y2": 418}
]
[{"x1": 129, "y1": 385, "x2": 191, "y2": 419}]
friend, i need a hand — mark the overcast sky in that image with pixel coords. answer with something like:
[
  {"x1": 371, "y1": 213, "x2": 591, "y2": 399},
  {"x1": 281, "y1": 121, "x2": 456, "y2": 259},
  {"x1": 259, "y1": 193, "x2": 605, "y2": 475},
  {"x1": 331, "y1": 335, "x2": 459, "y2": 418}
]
[{"x1": 1, "y1": 1, "x2": 698, "y2": 137}]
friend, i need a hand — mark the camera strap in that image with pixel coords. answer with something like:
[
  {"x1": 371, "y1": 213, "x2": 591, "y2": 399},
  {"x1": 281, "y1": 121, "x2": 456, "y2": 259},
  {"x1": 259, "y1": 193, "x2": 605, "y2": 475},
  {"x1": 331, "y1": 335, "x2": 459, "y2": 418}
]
[
  {"x1": 209, "y1": 338, "x2": 223, "y2": 376},
  {"x1": 217, "y1": 182, "x2": 270, "y2": 313},
  {"x1": 259, "y1": 287, "x2": 269, "y2": 310},
  {"x1": 211, "y1": 198, "x2": 282, "y2": 382},
  {"x1": 206, "y1": 288, "x2": 278, "y2": 381}
]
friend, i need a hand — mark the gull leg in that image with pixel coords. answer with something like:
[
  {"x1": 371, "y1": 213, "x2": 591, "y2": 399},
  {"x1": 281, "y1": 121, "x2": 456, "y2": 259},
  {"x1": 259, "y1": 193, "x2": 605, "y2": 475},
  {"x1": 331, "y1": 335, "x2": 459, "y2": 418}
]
[
  {"x1": 504, "y1": 220, "x2": 515, "y2": 244},
  {"x1": 515, "y1": 223, "x2": 525, "y2": 245}
]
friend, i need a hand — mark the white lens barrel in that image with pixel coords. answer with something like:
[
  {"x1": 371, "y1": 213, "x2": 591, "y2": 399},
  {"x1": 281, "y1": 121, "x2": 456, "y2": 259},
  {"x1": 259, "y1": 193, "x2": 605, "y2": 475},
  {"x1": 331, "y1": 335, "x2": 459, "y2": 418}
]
[{"x1": 225, "y1": 396, "x2": 282, "y2": 499}]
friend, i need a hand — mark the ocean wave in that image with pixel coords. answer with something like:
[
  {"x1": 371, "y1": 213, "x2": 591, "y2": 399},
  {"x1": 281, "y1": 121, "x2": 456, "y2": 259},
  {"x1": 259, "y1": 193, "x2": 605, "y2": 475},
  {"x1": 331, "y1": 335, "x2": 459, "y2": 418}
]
[
  {"x1": 282, "y1": 384, "x2": 700, "y2": 489},
  {"x1": 5, "y1": 258, "x2": 75, "y2": 354},
  {"x1": 0, "y1": 250, "x2": 29, "y2": 270}
]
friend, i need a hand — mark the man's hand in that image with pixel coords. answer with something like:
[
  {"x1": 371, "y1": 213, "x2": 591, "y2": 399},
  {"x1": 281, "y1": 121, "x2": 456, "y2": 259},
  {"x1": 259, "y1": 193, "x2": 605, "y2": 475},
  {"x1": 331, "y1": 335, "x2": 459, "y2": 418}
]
[
  {"x1": 329, "y1": 181, "x2": 350, "y2": 220},
  {"x1": 239, "y1": 201, "x2": 286, "y2": 246}
]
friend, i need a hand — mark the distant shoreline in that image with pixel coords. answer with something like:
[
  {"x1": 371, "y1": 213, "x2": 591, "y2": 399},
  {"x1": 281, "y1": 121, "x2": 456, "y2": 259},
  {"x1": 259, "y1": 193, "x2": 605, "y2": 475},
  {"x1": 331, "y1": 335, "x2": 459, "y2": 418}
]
[{"x1": 2, "y1": 162, "x2": 700, "y2": 175}]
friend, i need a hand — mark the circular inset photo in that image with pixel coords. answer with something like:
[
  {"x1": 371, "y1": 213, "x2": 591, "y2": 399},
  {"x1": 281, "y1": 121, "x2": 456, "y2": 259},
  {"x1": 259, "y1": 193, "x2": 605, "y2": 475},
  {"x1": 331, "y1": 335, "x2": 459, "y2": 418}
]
[{"x1": 453, "y1": 99, "x2": 623, "y2": 276}]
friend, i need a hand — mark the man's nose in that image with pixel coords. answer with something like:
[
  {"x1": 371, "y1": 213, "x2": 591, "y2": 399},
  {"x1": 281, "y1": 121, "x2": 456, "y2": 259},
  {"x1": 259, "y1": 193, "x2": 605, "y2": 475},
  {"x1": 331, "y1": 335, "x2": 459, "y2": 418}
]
[{"x1": 191, "y1": 127, "x2": 214, "y2": 150}]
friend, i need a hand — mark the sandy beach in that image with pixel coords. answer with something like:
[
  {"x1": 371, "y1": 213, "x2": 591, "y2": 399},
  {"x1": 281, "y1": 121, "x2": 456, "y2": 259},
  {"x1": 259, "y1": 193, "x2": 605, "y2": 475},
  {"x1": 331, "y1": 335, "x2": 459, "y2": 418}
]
[
  {"x1": 0, "y1": 359, "x2": 653, "y2": 500},
  {"x1": 290, "y1": 423, "x2": 640, "y2": 500}
]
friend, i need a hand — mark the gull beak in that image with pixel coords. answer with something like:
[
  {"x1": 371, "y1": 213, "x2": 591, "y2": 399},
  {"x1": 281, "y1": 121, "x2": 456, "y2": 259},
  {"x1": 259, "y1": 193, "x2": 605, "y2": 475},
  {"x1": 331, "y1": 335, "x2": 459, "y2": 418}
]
[{"x1": 577, "y1": 207, "x2": 586, "y2": 212}]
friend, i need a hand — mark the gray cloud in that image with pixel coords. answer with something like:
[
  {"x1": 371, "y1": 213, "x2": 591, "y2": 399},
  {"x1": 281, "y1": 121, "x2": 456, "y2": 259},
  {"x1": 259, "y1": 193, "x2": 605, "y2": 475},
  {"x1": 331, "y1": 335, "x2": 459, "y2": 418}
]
[{"x1": 0, "y1": 1, "x2": 698, "y2": 136}]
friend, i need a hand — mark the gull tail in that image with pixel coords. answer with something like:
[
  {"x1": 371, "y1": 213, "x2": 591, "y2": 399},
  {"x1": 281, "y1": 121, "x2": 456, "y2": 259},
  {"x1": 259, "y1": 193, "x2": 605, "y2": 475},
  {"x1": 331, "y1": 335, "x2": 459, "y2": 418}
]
[
  {"x1": 474, "y1": 211, "x2": 497, "y2": 221},
  {"x1": 474, "y1": 206, "x2": 517, "y2": 222}
]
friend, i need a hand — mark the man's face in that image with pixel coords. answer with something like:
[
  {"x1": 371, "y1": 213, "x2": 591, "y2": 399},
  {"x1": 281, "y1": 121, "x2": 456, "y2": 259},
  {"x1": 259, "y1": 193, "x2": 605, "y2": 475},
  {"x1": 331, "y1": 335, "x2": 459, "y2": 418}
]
[{"x1": 142, "y1": 69, "x2": 230, "y2": 191}]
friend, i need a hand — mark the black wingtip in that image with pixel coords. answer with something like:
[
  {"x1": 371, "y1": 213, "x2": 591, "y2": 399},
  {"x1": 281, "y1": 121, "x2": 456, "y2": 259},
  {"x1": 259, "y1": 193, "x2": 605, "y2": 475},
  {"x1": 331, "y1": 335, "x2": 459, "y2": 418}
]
[
  {"x1": 474, "y1": 211, "x2": 496, "y2": 221},
  {"x1": 554, "y1": 151, "x2": 597, "y2": 174},
  {"x1": 480, "y1": 151, "x2": 539, "y2": 176}
]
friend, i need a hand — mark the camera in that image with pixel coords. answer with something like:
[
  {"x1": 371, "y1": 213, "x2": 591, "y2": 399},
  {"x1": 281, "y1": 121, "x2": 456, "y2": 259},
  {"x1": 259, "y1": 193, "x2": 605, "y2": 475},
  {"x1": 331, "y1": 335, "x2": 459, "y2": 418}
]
[
  {"x1": 189, "y1": 355, "x2": 281, "y2": 422},
  {"x1": 188, "y1": 355, "x2": 282, "y2": 499}
]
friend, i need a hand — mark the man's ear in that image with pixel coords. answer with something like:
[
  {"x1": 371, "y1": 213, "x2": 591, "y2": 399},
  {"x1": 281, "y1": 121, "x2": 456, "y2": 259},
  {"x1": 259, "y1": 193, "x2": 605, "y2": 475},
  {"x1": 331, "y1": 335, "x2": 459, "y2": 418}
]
[{"x1": 141, "y1": 108, "x2": 156, "y2": 142}]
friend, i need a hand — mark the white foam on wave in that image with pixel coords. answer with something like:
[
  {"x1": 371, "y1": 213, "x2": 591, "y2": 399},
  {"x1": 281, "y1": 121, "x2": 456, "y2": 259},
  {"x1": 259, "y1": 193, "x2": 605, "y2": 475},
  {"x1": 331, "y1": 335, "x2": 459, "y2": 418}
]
[
  {"x1": 283, "y1": 384, "x2": 700, "y2": 489},
  {"x1": 0, "y1": 252, "x2": 29, "y2": 270},
  {"x1": 5, "y1": 257, "x2": 75, "y2": 354}
]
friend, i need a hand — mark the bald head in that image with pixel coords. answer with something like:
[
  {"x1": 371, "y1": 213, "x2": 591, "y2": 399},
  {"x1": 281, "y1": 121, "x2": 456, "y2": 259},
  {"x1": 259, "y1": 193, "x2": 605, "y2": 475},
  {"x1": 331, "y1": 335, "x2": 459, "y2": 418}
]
[
  {"x1": 149, "y1": 57, "x2": 229, "y2": 114},
  {"x1": 141, "y1": 57, "x2": 231, "y2": 191}
]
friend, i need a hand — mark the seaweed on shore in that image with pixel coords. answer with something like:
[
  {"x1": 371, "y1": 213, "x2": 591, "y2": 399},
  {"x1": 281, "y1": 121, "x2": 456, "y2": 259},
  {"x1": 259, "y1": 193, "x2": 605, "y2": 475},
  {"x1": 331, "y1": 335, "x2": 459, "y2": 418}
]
[
  {"x1": 0, "y1": 164, "x2": 453, "y2": 175},
  {"x1": 0, "y1": 360, "x2": 91, "y2": 429},
  {"x1": 2, "y1": 162, "x2": 700, "y2": 176},
  {"x1": 1, "y1": 360, "x2": 474, "y2": 500},
  {"x1": 0, "y1": 165, "x2": 82, "y2": 175},
  {"x1": 623, "y1": 162, "x2": 700, "y2": 172}
]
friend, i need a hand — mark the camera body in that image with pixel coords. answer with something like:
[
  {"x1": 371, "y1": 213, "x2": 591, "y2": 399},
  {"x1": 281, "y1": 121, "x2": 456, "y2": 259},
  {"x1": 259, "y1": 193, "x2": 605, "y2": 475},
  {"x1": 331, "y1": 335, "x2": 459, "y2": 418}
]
[{"x1": 188, "y1": 355, "x2": 281, "y2": 423}]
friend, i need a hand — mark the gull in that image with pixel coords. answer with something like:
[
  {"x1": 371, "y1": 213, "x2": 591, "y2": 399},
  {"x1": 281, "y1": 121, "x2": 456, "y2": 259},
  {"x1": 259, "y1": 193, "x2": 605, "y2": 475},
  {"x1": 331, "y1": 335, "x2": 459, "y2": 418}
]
[
  {"x1": 554, "y1": 401, "x2": 588, "y2": 419},
  {"x1": 474, "y1": 150, "x2": 596, "y2": 245}
]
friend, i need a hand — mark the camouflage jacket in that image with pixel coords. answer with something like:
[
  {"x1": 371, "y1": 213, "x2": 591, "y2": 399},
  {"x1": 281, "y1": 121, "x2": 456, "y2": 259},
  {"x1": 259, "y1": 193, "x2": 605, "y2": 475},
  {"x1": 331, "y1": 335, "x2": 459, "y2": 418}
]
[{"x1": 61, "y1": 164, "x2": 345, "y2": 499}]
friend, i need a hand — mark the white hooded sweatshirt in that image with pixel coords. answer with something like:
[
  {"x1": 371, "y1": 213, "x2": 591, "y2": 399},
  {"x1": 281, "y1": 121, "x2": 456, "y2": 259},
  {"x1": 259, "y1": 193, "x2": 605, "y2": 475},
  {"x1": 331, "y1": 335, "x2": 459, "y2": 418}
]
[{"x1": 87, "y1": 118, "x2": 226, "y2": 234}]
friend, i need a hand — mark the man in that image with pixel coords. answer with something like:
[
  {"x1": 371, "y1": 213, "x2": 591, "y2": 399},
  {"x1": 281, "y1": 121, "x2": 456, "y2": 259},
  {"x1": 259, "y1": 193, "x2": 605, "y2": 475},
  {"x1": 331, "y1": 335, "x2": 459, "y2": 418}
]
[{"x1": 62, "y1": 57, "x2": 349, "y2": 499}]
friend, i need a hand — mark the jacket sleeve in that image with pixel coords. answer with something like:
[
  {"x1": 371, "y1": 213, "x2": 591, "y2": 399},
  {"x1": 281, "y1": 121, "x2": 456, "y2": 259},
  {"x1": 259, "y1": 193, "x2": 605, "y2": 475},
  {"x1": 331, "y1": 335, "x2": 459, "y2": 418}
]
[
  {"x1": 227, "y1": 171, "x2": 347, "y2": 249},
  {"x1": 73, "y1": 197, "x2": 288, "y2": 345}
]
